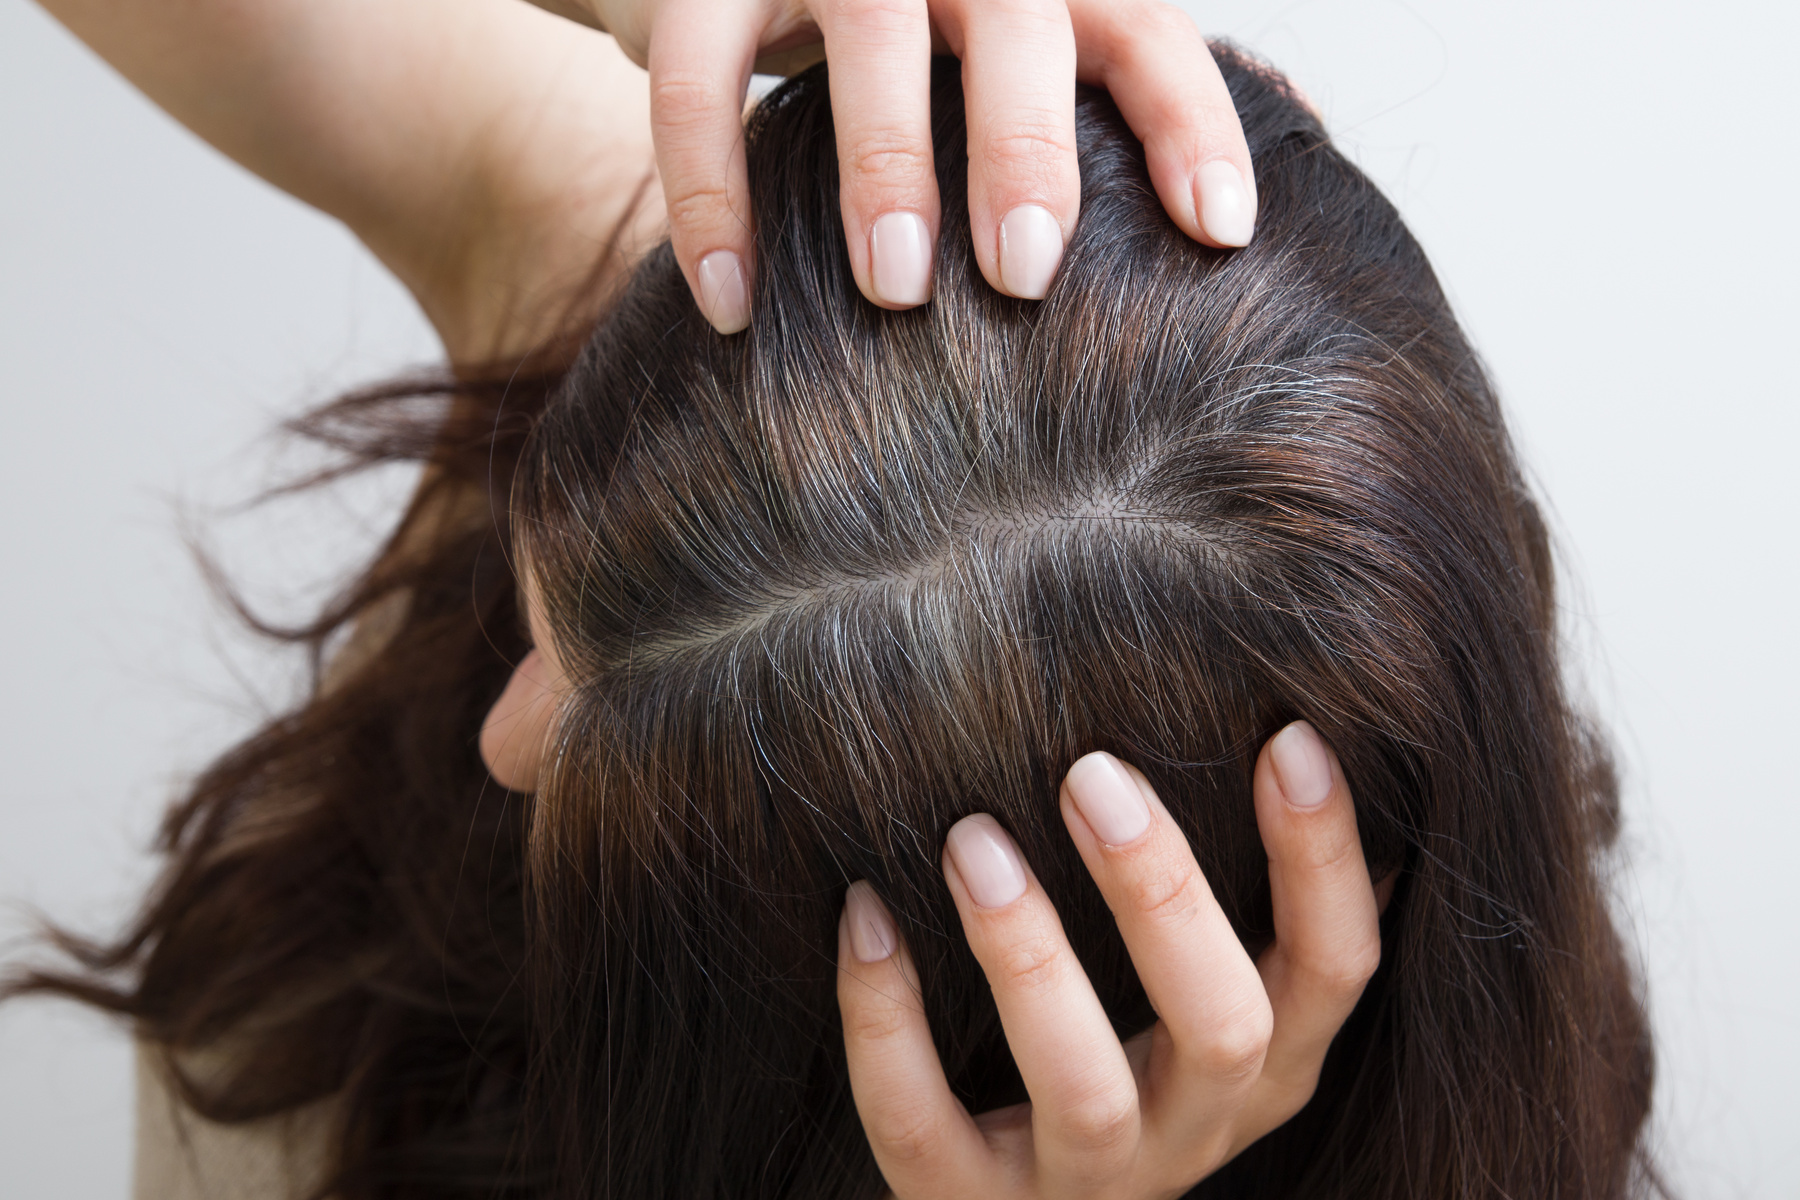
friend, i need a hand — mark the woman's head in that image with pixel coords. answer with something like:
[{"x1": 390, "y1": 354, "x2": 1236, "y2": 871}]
[{"x1": 488, "y1": 50, "x2": 1650, "y2": 1199}]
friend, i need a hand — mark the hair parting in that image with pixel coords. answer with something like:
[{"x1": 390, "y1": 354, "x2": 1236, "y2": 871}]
[{"x1": 8, "y1": 46, "x2": 1658, "y2": 1200}]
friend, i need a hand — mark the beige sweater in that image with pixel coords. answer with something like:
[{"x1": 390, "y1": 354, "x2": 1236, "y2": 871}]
[{"x1": 134, "y1": 1042, "x2": 335, "y2": 1200}]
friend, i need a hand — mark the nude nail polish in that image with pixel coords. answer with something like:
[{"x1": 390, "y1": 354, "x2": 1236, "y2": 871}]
[
  {"x1": 870, "y1": 211, "x2": 932, "y2": 306},
  {"x1": 1270, "y1": 721, "x2": 1332, "y2": 808},
  {"x1": 697, "y1": 250, "x2": 750, "y2": 334},
  {"x1": 1195, "y1": 160, "x2": 1256, "y2": 247},
  {"x1": 945, "y1": 815, "x2": 1028, "y2": 908},
  {"x1": 844, "y1": 881, "x2": 897, "y2": 963},
  {"x1": 998, "y1": 204, "x2": 1064, "y2": 299},
  {"x1": 1065, "y1": 752, "x2": 1151, "y2": 846}
]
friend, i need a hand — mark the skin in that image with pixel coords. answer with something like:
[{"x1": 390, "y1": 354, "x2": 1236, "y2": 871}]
[
  {"x1": 531, "y1": 0, "x2": 1259, "y2": 329},
  {"x1": 478, "y1": 577, "x2": 570, "y2": 794},
  {"x1": 41, "y1": 0, "x2": 1260, "y2": 351},
  {"x1": 481, "y1": 583, "x2": 1386, "y2": 1198},
  {"x1": 37, "y1": 0, "x2": 666, "y2": 363},
  {"x1": 34, "y1": 0, "x2": 1372, "y2": 1189}
]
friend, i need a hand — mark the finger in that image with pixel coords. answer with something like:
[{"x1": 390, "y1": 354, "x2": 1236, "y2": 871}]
[
  {"x1": 838, "y1": 881, "x2": 993, "y2": 1196},
  {"x1": 943, "y1": 815, "x2": 1141, "y2": 1189},
  {"x1": 811, "y1": 0, "x2": 938, "y2": 308},
  {"x1": 646, "y1": 0, "x2": 762, "y2": 333},
  {"x1": 936, "y1": 0, "x2": 1079, "y2": 299},
  {"x1": 1067, "y1": 0, "x2": 1256, "y2": 248},
  {"x1": 1240, "y1": 722, "x2": 1381, "y2": 1140},
  {"x1": 1057, "y1": 754, "x2": 1271, "y2": 1166}
]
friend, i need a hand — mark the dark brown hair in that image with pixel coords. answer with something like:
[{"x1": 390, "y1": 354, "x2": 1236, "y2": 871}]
[{"x1": 12, "y1": 48, "x2": 1654, "y2": 1200}]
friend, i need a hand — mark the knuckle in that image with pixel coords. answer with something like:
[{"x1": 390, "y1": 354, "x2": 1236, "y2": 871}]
[
  {"x1": 825, "y1": 0, "x2": 920, "y2": 32},
  {"x1": 842, "y1": 995, "x2": 914, "y2": 1045},
  {"x1": 1049, "y1": 1083, "x2": 1138, "y2": 1158},
  {"x1": 649, "y1": 71, "x2": 733, "y2": 132},
  {"x1": 1123, "y1": 855, "x2": 1208, "y2": 930},
  {"x1": 1313, "y1": 930, "x2": 1383, "y2": 999},
  {"x1": 1342, "y1": 930, "x2": 1384, "y2": 988},
  {"x1": 1141, "y1": 1, "x2": 1198, "y2": 39},
  {"x1": 981, "y1": 0, "x2": 1066, "y2": 34},
  {"x1": 979, "y1": 122, "x2": 1078, "y2": 179},
  {"x1": 1146, "y1": 99, "x2": 1243, "y2": 164},
  {"x1": 1299, "y1": 816, "x2": 1365, "y2": 876},
  {"x1": 661, "y1": 180, "x2": 735, "y2": 233},
  {"x1": 1192, "y1": 997, "x2": 1274, "y2": 1082},
  {"x1": 1113, "y1": 1, "x2": 1196, "y2": 48},
  {"x1": 842, "y1": 132, "x2": 934, "y2": 189},
  {"x1": 1166, "y1": 122, "x2": 1242, "y2": 174},
  {"x1": 991, "y1": 929, "x2": 1068, "y2": 996},
  {"x1": 871, "y1": 1101, "x2": 952, "y2": 1165}
]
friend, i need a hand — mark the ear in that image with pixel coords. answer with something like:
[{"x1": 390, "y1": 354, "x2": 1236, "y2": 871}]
[{"x1": 479, "y1": 649, "x2": 565, "y2": 792}]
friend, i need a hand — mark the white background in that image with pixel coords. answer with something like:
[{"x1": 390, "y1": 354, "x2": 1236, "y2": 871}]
[{"x1": 3, "y1": 0, "x2": 1796, "y2": 1194}]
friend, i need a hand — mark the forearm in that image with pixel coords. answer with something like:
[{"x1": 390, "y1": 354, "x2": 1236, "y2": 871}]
[{"x1": 37, "y1": 0, "x2": 661, "y2": 359}]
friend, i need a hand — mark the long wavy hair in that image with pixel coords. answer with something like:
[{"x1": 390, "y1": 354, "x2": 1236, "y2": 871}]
[{"x1": 11, "y1": 48, "x2": 1655, "y2": 1200}]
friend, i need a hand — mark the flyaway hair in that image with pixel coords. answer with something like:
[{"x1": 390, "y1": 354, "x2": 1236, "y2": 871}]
[{"x1": 10, "y1": 47, "x2": 1656, "y2": 1200}]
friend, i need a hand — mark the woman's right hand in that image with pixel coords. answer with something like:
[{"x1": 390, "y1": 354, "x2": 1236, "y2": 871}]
[
  {"x1": 530, "y1": 0, "x2": 1259, "y2": 331},
  {"x1": 836, "y1": 722, "x2": 1383, "y2": 1198}
]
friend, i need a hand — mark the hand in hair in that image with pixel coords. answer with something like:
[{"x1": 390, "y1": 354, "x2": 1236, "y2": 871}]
[
  {"x1": 527, "y1": 0, "x2": 1257, "y2": 330},
  {"x1": 838, "y1": 726, "x2": 1382, "y2": 1199}
]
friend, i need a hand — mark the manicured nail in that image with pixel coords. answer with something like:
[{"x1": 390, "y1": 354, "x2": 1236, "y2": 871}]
[
  {"x1": 945, "y1": 814, "x2": 1028, "y2": 908},
  {"x1": 1270, "y1": 721, "x2": 1332, "y2": 808},
  {"x1": 997, "y1": 204, "x2": 1064, "y2": 299},
  {"x1": 1195, "y1": 160, "x2": 1256, "y2": 247},
  {"x1": 869, "y1": 211, "x2": 932, "y2": 306},
  {"x1": 844, "y1": 880, "x2": 898, "y2": 963},
  {"x1": 697, "y1": 249, "x2": 750, "y2": 334},
  {"x1": 1065, "y1": 752, "x2": 1151, "y2": 846}
]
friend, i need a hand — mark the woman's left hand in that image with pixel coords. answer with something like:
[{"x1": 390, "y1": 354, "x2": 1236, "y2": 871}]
[{"x1": 835, "y1": 722, "x2": 1383, "y2": 1198}]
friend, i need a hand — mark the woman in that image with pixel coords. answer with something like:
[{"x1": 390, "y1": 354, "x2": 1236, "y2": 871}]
[
  {"x1": 10, "y1": 2, "x2": 1648, "y2": 1200},
  {"x1": 459, "y1": 57, "x2": 1652, "y2": 1196}
]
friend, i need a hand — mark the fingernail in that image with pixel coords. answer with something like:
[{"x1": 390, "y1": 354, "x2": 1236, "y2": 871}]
[
  {"x1": 1195, "y1": 160, "x2": 1256, "y2": 247},
  {"x1": 997, "y1": 204, "x2": 1064, "y2": 299},
  {"x1": 844, "y1": 880, "x2": 898, "y2": 963},
  {"x1": 697, "y1": 250, "x2": 750, "y2": 334},
  {"x1": 945, "y1": 815, "x2": 1028, "y2": 908},
  {"x1": 1065, "y1": 752, "x2": 1151, "y2": 846},
  {"x1": 1270, "y1": 721, "x2": 1332, "y2": 809},
  {"x1": 869, "y1": 211, "x2": 932, "y2": 306}
]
